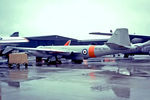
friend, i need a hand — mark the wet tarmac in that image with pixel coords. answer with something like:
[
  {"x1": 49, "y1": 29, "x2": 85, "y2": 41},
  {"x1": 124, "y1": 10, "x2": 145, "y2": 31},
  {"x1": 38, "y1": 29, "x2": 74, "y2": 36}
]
[{"x1": 1, "y1": 56, "x2": 150, "y2": 100}]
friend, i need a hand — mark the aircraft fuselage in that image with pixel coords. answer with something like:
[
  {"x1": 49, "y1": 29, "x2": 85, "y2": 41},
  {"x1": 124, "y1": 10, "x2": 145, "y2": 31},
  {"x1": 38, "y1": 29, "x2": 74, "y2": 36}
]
[{"x1": 37, "y1": 45, "x2": 137, "y2": 59}]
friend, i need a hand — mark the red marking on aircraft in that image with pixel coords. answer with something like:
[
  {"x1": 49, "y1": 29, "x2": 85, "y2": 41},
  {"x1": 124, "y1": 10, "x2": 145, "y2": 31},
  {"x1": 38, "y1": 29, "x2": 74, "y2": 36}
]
[
  {"x1": 64, "y1": 40, "x2": 71, "y2": 46},
  {"x1": 88, "y1": 45, "x2": 96, "y2": 57}
]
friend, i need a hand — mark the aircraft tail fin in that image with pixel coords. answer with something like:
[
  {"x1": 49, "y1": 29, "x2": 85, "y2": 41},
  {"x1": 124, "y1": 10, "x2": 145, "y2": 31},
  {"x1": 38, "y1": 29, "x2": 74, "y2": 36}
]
[
  {"x1": 64, "y1": 40, "x2": 71, "y2": 46},
  {"x1": 106, "y1": 28, "x2": 131, "y2": 50},
  {"x1": 10, "y1": 32, "x2": 19, "y2": 37}
]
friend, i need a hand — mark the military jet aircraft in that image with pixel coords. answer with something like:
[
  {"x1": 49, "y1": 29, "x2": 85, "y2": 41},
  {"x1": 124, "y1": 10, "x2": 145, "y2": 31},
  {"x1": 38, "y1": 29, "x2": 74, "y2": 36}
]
[{"x1": 4, "y1": 28, "x2": 137, "y2": 65}]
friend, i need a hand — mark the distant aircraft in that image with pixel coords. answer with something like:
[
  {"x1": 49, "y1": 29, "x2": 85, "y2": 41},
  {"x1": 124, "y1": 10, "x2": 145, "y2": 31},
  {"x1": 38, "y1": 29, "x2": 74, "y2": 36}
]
[
  {"x1": 0, "y1": 32, "x2": 29, "y2": 56},
  {"x1": 0, "y1": 32, "x2": 29, "y2": 44},
  {"x1": 0, "y1": 32, "x2": 78, "y2": 56},
  {"x1": 3, "y1": 28, "x2": 136, "y2": 65},
  {"x1": 0, "y1": 37, "x2": 29, "y2": 44},
  {"x1": 89, "y1": 31, "x2": 150, "y2": 44}
]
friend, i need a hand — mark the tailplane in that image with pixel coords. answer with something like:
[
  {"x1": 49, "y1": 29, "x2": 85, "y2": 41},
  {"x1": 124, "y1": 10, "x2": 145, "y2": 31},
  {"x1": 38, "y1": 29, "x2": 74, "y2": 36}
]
[{"x1": 106, "y1": 28, "x2": 131, "y2": 50}]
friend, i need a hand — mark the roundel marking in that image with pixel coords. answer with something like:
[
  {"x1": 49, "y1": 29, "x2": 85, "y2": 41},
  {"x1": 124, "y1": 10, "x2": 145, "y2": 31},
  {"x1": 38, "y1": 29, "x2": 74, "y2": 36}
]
[
  {"x1": 88, "y1": 45, "x2": 96, "y2": 57},
  {"x1": 82, "y1": 49, "x2": 88, "y2": 55}
]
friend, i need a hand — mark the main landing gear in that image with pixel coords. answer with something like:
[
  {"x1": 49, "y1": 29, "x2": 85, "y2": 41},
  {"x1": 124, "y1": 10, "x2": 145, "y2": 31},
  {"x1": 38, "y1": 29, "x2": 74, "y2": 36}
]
[
  {"x1": 36, "y1": 56, "x2": 62, "y2": 66},
  {"x1": 124, "y1": 54, "x2": 129, "y2": 58},
  {"x1": 36, "y1": 57, "x2": 43, "y2": 66},
  {"x1": 36, "y1": 56, "x2": 83, "y2": 66},
  {"x1": 72, "y1": 59, "x2": 83, "y2": 64},
  {"x1": 46, "y1": 56, "x2": 62, "y2": 65}
]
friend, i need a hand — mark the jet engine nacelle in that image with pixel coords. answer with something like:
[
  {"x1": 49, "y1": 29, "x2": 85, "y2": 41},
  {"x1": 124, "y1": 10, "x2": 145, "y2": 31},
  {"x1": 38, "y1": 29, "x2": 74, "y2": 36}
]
[
  {"x1": 141, "y1": 46, "x2": 150, "y2": 53},
  {"x1": 131, "y1": 38, "x2": 143, "y2": 44}
]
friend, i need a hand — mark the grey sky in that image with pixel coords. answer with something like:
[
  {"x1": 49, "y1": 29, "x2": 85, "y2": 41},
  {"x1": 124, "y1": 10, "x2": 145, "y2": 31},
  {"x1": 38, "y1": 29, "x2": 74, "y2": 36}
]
[{"x1": 0, "y1": 0, "x2": 150, "y2": 39}]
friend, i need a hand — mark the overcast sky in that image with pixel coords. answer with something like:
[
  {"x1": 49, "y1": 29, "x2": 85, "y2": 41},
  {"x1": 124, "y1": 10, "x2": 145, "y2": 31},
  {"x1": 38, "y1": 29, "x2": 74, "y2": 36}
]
[{"x1": 0, "y1": 0, "x2": 150, "y2": 39}]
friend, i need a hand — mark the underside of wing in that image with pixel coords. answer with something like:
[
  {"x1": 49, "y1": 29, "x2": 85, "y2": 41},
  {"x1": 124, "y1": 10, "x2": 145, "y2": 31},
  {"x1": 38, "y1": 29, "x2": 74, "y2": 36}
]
[{"x1": 3, "y1": 46, "x2": 80, "y2": 57}]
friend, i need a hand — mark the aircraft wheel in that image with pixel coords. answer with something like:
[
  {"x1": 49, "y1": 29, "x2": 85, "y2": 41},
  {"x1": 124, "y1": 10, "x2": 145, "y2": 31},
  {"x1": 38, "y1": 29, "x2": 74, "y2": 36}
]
[
  {"x1": 24, "y1": 63, "x2": 28, "y2": 69},
  {"x1": 72, "y1": 60, "x2": 83, "y2": 64},
  {"x1": 36, "y1": 57, "x2": 43, "y2": 66},
  {"x1": 8, "y1": 64, "x2": 12, "y2": 69},
  {"x1": 17, "y1": 64, "x2": 20, "y2": 69}
]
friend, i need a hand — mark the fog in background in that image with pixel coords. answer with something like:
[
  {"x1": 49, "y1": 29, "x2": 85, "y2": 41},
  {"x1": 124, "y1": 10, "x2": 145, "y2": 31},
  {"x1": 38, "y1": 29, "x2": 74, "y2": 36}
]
[{"x1": 0, "y1": 0, "x2": 150, "y2": 39}]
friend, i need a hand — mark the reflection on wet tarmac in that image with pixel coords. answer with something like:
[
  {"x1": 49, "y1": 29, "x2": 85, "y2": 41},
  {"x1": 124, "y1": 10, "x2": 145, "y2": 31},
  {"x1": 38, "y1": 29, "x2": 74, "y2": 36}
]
[
  {"x1": 0, "y1": 83, "x2": 1, "y2": 100},
  {"x1": 8, "y1": 69, "x2": 28, "y2": 81},
  {"x1": 0, "y1": 57, "x2": 150, "y2": 100},
  {"x1": 7, "y1": 82, "x2": 20, "y2": 88},
  {"x1": 88, "y1": 72, "x2": 96, "y2": 80},
  {"x1": 112, "y1": 86, "x2": 130, "y2": 98}
]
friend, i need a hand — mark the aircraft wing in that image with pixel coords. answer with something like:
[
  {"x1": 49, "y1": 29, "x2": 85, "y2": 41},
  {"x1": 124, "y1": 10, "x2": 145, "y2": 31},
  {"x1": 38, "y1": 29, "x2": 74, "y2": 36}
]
[
  {"x1": 17, "y1": 47, "x2": 74, "y2": 57},
  {"x1": 89, "y1": 32, "x2": 112, "y2": 36},
  {"x1": 2, "y1": 46, "x2": 79, "y2": 57}
]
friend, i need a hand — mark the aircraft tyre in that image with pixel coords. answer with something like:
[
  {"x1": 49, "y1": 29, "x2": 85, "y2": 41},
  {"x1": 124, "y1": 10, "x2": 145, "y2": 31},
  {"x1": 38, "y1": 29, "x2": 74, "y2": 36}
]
[
  {"x1": 36, "y1": 57, "x2": 43, "y2": 66},
  {"x1": 47, "y1": 60, "x2": 62, "y2": 65},
  {"x1": 24, "y1": 63, "x2": 28, "y2": 69},
  {"x1": 8, "y1": 64, "x2": 12, "y2": 69},
  {"x1": 72, "y1": 60, "x2": 83, "y2": 64}
]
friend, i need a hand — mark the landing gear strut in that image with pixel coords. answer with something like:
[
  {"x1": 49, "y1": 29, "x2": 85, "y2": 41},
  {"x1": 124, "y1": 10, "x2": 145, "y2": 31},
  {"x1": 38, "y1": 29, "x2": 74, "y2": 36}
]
[
  {"x1": 55, "y1": 56, "x2": 62, "y2": 64},
  {"x1": 46, "y1": 56, "x2": 62, "y2": 65},
  {"x1": 36, "y1": 57, "x2": 43, "y2": 66},
  {"x1": 72, "y1": 60, "x2": 83, "y2": 64}
]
